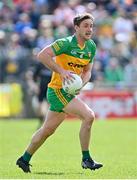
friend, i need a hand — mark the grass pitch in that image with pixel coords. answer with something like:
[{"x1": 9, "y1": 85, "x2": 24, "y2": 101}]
[{"x1": 0, "y1": 118, "x2": 137, "y2": 179}]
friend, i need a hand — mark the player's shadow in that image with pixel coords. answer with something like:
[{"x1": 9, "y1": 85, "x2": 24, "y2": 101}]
[
  {"x1": 34, "y1": 172, "x2": 64, "y2": 176},
  {"x1": 34, "y1": 171, "x2": 83, "y2": 176}
]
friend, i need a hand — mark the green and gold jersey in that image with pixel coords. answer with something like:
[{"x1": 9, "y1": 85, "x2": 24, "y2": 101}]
[{"x1": 48, "y1": 35, "x2": 96, "y2": 89}]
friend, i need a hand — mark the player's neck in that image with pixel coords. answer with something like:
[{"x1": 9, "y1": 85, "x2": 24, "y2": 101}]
[{"x1": 75, "y1": 34, "x2": 85, "y2": 48}]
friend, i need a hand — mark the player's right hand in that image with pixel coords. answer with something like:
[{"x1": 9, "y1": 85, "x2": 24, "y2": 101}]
[{"x1": 60, "y1": 69, "x2": 75, "y2": 83}]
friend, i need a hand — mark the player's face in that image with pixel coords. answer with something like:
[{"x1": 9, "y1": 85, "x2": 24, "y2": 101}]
[{"x1": 75, "y1": 19, "x2": 93, "y2": 41}]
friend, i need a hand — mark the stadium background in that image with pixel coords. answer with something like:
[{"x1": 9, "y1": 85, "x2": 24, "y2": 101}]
[{"x1": 0, "y1": 0, "x2": 137, "y2": 118}]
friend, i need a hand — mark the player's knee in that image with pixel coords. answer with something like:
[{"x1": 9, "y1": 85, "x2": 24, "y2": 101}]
[{"x1": 85, "y1": 110, "x2": 95, "y2": 125}]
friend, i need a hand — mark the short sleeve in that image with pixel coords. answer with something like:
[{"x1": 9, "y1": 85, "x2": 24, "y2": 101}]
[{"x1": 51, "y1": 38, "x2": 69, "y2": 56}]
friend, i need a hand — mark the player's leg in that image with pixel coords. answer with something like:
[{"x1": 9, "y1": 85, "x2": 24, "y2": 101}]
[
  {"x1": 36, "y1": 100, "x2": 49, "y2": 128},
  {"x1": 27, "y1": 110, "x2": 65, "y2": 155},
  {"x1": 63, "y1": 97, "x2": 103, "y2": 170},
  {"x1": 16, "y1": 110, "x2": 66, "y2": 173},
  {"x1": 63, "y1": 97, "x2": 94, "y2": 151}
]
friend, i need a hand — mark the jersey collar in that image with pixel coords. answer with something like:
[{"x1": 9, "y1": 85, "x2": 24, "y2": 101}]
[{"x1": 72, "y1": 35, "x2": 86, "y2": 50}]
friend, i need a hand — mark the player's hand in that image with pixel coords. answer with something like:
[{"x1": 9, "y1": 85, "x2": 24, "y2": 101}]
[
  {"x1": 60, "y1": 69, "x2": 75, "y2": 83},
  {"x1": 74, "y1": 87, "x2": 82, "y2": 95},
  {"x1": 74, "y1": 80, "x2": 84, "y2": 95}
]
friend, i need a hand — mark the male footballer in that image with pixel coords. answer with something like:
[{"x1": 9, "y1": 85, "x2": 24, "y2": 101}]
[{"x1": 16, "y1": 13, "x2": 103, "y2": 173}]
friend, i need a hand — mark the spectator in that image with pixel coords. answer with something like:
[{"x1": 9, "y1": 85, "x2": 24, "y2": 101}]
[
  {"x1": 123, "y1": 57, "x2": 137, "y2": 87},
  {"x1": 14, "y1": 13, "x2": 33, "y2": 34},
  {"x1": 104, "y1": 57, "x2": 124, "y2": 85}
]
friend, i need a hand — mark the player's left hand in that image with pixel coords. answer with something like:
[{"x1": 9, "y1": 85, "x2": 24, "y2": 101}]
[{"x1": 75, "y1": 87, "x2": 82, "y2": 95}]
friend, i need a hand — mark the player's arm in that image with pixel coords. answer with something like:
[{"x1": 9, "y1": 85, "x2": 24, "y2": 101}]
[
  {"x1": 74, "y1": 63, "x2": 93, "y2": 95},
  {"x1": 81, "y1": 41, "x2": 96, "y2": 87},
  {"x1": 37, "y1": 46, "x2": 61, "y2": 73},
  {"x1": 81, "y1": 63, "x2": 93, "y2": 87},
  {"x1": 37, "y1": 46, "x2": 72, "y2": 79}
]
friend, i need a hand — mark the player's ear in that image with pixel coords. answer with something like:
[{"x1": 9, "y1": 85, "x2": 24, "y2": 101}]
[{"x1": 74, "y1": 25, "x2": 79, "y2": 32}]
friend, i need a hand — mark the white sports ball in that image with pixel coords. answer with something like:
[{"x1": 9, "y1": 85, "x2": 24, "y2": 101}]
[{"x1": 62, "y1": 73, "x2": 83, "y2": 95}]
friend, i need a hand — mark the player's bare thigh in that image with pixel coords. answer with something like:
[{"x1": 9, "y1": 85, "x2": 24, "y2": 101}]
[
  {"x1": 42, "y1": 110, "x2": 66, "y2": 132},
  {"x1": 63, "y1": 97, "x2": 95, "y2": 121}
]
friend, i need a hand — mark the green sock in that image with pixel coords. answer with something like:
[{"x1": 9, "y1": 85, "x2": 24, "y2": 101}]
[
  {"x1": 82, "y1": 150, "x2": 91, "y2": 160},
  {"x1": 22, "y1": 151, "x2": 32, "y2": 163}
]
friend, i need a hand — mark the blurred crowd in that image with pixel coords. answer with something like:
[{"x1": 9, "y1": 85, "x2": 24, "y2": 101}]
[{"x1": 0, "y1": 0, "x2": 137, "y2": 90}]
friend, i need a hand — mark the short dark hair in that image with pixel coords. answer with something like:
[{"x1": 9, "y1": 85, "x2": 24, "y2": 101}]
[{"x1": 73, "y1": 13, "x2": 94, "y2": 26}]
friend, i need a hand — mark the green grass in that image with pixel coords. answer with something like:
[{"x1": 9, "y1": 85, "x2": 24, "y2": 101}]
[{"x1": 0, "y1": 118, "x2": 137, "y2": 179}]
